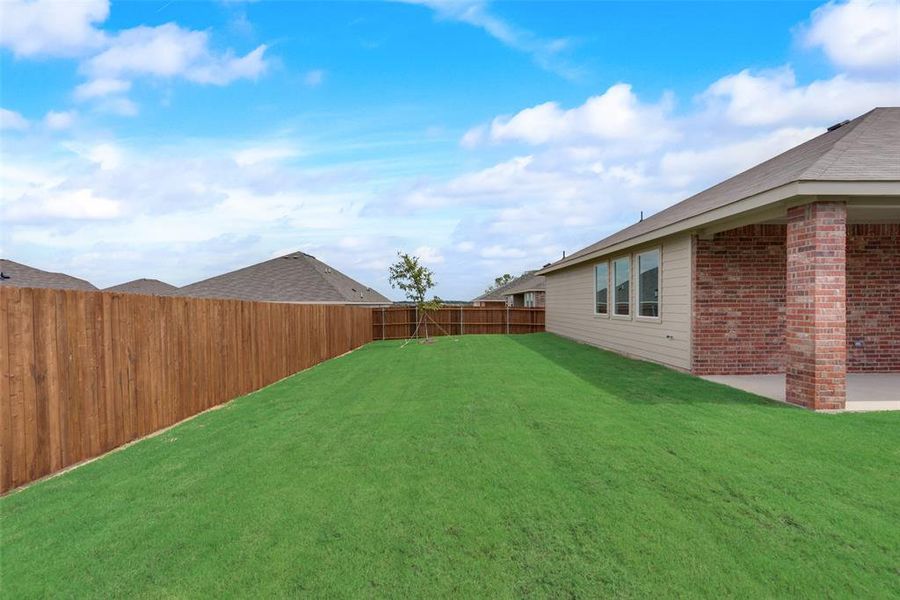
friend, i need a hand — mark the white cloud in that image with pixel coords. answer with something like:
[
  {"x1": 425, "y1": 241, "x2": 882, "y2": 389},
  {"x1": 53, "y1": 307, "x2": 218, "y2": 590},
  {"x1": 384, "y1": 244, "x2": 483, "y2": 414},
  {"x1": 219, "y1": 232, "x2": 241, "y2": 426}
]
[
  {"x1": 406, "y1": 0, "x2": 581, "y2": 79},
  {"x1": 0, "y1": 0, "x2": 108, "y2": 58},
  {"x1": 2, "y1": 3, "x2": 271, "y2": 115},
  {"x1": 703, "y1": 66, "x2": 900, "y2": 126},
  {"x1": 97, "y1": 97, "x2": 140, "y2": 117},
  {"x1": 86, "y1": 143, "x2": 124, "y2": 170},
  {"x1": 5, "y1": 188, "x2": 121, "y2": 222},
  {"x1": 0, "y1": 107, "x2": 29, "y2": 130},
  {"x1": 414, "y1": 245, "x2": 445, "y2": 264},
  {"x1": 480, "y1": 245, "x2": 527, "y2": 259},
  {"x1": 43, "y1": 110, "x2": 77, "y2": 130},
  {"x1": 466, "y1": 84, "x2": 677, "y2": 147},
  {"x1": 803, "y1": 0, "x2": 900, "y2": 72},
  {"x1": 233, "y1": 144, "x2": 301, "y2": 167},
  {"x1": 460, "y1": 125, "x2": 486, "y2": 148},
  {"x1": 0, "y1": 137, "x2": 457, "y2": 292},
  {"x1": 74, "y1": 78, "x2": 132, "y2": 100},
  {"x1": 304, "y1": 69, "x2": 325, "y2": 87},
  {"x1": 83, "y1": 23, "x2": 269, "y2": 85},
  {"x1": 660, "y1": 127, "x2": 823, "y2": 188}
]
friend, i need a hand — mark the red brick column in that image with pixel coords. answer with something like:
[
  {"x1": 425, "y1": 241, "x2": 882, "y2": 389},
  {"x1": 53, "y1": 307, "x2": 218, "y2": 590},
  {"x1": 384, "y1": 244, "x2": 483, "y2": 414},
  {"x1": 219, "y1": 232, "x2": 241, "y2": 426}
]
[{"x1": 785, "y1": 201, "x2": 847, "y2": 410}]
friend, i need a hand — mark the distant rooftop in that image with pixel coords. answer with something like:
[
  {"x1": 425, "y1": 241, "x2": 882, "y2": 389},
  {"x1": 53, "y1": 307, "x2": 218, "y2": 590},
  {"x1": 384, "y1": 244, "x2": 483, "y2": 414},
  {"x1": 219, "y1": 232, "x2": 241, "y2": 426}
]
[
  {"x1": 104, "y1": 279, "x2": 178, "y2": 296},
  {"x1": 500, "y1": 273, "x2": 545, "y2": 296},
  {"x1": 174, "y1": 251, "x2": 391, "y2": 304},
  {"x1": 0, "y1": 259, "x2": 97, "y2": 292},
  {"x1": 473, "y1": 271, "x2": 538, "y2": 302}
]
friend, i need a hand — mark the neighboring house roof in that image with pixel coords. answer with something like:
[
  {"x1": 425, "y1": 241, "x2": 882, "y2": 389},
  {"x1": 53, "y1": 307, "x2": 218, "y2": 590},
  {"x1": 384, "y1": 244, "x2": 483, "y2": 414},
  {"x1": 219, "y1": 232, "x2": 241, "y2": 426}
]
[
  {"x1": 501, "y1": 273, "x2": 546, "y2": 297},
  {"x1": 104, "y1": 279, "x2": 178, "y2": 295},
  {"x1": 473, "y1": 271, "x2": 537, "y2": 302},
  {"x1": 174, "y1": 252, "x2": 391, "y2": 304},
  {"x1": 0, "y1": 259, "x2": 98, "y2": 291},
  {"x1": 540, "y1": 107, "x2": 900, "y2": 274}
]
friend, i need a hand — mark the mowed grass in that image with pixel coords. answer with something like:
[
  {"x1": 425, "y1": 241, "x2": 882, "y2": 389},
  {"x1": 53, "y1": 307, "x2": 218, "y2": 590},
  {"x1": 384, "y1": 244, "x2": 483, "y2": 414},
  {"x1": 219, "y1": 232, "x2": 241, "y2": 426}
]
[{"x1": 2, "y1": 334, "x2": 899, "y2": 598}]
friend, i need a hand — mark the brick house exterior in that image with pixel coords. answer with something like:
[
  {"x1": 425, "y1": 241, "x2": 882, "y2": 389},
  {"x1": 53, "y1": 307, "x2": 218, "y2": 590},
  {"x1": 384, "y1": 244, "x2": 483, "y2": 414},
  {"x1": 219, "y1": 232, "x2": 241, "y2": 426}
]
[{"x1": 540, "y1": 108, "x2": 900, "y2": 411}]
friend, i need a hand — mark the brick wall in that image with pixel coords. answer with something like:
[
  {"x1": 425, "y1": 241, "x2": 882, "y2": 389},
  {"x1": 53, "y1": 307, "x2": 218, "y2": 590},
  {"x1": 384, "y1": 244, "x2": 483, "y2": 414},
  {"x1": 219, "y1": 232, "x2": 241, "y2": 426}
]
[
  {"x1": 847, "y1": 224, "x2": 900, "y2": 372},
  {"x1": 785, "y1": 202, "x2": 847, "y2": 410},
  {"x1": 692, "y1": 225, "x2": 786, "y2": 375},
  {"x1": 692, "y1": 222, "x2": 898, "y2": 378}
]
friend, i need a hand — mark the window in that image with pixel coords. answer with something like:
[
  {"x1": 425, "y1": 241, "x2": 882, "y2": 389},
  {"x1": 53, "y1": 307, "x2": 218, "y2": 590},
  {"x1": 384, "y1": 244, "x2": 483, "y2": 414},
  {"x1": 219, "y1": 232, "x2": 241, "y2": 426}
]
[
  {"x1": 594, "y1": 263, "x2": 609, "y2": 315},
  {"x1": 613, "y1": 257, "x2": 630, "y2": 316},
  {"x1": 637, "y1": 249, "x2": 660, "y2": 318},
  {"x1": 524, "y1": 292, "x2": 535, "y2": 307}
]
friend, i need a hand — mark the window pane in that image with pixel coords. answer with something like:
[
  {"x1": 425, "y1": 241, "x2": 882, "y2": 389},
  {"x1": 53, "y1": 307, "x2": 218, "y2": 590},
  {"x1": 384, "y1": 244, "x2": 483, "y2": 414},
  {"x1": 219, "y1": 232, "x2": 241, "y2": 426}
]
[
  {"x1": 613, "y1": 258, "x2": 630, "y2": 316},
  {"x1": 638, "y1": 250, "x2": 659, "y2": 318},
  {"x1": 594, "y1": 263, "x2": 608, "y2": 314}
]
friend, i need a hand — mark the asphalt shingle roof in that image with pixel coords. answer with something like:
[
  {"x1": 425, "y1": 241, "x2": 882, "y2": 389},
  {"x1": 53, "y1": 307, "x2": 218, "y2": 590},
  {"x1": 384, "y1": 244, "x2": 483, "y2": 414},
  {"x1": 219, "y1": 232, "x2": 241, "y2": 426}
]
[
  {"x1": 104, "y1": 279, "x2": 178, "y2": 295},
  {"x1": 0, "y1": 259, "x2": 97, "y2": 291},
  {"x1": 501, "y1": 274, "x2": 546, "y2": 296},
  {"x1": 174, "y1": 252, "x2": 390, "y2": 304},
  {"x1": 473, "y1": 271, "x2": 538, "y2": 302},
  {"x1": 545, "y1": 107, "x2": 900, "y2": 272}
]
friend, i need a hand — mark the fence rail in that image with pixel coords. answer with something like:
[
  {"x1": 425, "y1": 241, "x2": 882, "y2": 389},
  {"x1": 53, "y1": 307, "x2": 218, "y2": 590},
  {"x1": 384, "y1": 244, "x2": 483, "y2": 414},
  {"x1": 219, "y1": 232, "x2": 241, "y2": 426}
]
[
  {"x1": 0, "y1": 286, "x2": 373, "y2": 493},
  {"x1": 372, "y1": 306, "x2": 545, "y2": 340}
]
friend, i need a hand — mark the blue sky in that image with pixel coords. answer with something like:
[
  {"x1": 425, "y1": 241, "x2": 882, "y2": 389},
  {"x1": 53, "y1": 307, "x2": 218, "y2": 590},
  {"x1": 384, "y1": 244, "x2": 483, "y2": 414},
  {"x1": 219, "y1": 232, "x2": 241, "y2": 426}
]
[{"x1": 2, "y1": 1, "x2": 898, "y2": 299}]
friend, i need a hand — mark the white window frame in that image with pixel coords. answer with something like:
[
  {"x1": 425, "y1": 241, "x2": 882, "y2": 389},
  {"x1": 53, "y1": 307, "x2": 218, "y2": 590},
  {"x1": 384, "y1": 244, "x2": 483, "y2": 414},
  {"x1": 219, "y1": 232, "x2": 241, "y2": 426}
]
[
  {"x1": 593, "y1": 261, "x2": 609, "y2": 317},
  {"x1": 611, "y1": 255, "x2": 631, "y2": 319},
  {"x1": 524, "y1": 291, "x2": 535, "y2": 307},
  {"x1": 636, "y1": 248, "x2": 662, "y2": 322}
]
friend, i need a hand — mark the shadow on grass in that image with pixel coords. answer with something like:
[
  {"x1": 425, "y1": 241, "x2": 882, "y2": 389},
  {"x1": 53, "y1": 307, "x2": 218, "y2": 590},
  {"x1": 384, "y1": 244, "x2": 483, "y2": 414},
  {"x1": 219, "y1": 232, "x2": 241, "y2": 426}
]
[{"x1": 507, "y1": 333, "x2": 796, "y2": 410}]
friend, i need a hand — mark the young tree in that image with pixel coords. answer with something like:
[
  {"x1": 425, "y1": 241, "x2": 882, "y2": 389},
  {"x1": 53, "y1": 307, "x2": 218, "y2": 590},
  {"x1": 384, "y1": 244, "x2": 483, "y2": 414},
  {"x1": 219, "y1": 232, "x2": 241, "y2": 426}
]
[
  {"x1": 484, "y1": 273, "x2": 514, "y2": 294},
  {"x1": 388, "y1": 252, "x2": 443, "y2": 341}
]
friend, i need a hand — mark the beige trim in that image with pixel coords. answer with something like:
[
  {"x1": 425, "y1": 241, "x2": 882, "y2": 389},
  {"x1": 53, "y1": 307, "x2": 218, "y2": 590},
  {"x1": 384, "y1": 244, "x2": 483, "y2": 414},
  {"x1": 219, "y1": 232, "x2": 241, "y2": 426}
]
[{"x1": 539, "y1": 180, "x2": 900, "y2": 275}]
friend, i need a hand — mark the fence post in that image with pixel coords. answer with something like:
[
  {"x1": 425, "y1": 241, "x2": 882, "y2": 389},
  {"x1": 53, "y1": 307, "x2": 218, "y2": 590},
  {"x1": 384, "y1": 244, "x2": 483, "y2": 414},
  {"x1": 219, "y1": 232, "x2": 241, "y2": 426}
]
[
  {"x1": 414, "y1": 305, "x2": 418, "y2": 339},
  {"x1": 381, "y1": 306, "x2": 385, "y2": 340},
  {"x1": 506, "y1": 304, "x2": 509, "y2": 335},
  {"x1": 460, "y1": 306, "x2": 464, "y2": 335}
]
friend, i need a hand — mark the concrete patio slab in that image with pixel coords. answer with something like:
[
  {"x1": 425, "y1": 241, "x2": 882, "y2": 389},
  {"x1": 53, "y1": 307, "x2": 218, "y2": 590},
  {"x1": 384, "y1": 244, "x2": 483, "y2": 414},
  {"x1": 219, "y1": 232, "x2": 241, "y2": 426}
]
[{"x1": 702, "y1": 373, "x2": 900, "y2": 412}]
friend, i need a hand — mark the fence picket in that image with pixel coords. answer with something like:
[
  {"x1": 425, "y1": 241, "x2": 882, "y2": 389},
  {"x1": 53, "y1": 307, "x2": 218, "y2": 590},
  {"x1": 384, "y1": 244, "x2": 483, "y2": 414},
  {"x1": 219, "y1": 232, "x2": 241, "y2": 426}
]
[
  {"x1": 0, "y1": 287, "x2": 373, "y2": 493},
  {"x1": 370, "y1": 306, "x2": 544, "y2": 340}
]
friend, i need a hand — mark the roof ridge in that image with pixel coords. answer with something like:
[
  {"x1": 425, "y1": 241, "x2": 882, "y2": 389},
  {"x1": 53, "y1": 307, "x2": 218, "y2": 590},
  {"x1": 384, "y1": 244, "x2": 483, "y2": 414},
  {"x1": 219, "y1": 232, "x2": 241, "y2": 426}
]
[
  {"x1": 799, "y1": 108, "x2": 876, "y2": 180},
  {"x1": 304, "y1": 254, "x2": 361, "y2": 302},
  {"x1": 544, "y1": 108, "x2": 900, "y2": 272}
]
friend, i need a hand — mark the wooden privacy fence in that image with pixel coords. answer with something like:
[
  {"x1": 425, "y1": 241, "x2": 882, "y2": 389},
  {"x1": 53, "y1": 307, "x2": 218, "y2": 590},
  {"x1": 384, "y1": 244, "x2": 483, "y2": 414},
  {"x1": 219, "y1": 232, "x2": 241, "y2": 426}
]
[
  {"x1": 0, "y1": 286, "x2": 373, "y2": 493},
  {"x1": 372, "y1": 306, "x2": 545, "y2": 340}
]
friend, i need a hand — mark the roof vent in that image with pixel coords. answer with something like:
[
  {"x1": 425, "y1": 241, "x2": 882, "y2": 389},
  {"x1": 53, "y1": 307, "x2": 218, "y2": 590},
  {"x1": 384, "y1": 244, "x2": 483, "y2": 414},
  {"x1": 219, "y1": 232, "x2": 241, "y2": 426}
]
[{"x1": 827, "y1": 119, "x2": 850, "y2": 132}]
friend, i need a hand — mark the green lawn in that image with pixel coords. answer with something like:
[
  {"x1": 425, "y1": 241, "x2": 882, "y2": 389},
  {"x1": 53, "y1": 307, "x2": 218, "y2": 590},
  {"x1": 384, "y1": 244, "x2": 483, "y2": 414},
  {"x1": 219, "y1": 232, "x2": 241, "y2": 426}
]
[{"x1": 2, "y1": 334, "x2": 898, "y2": 598}]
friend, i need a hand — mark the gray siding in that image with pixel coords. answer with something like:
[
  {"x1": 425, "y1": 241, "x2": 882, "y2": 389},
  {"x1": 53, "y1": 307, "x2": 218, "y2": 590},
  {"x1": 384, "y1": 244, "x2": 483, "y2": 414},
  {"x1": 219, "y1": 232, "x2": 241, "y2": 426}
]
[{"x1": 545, "y1": 234, "x2": 693, "y2": 370}]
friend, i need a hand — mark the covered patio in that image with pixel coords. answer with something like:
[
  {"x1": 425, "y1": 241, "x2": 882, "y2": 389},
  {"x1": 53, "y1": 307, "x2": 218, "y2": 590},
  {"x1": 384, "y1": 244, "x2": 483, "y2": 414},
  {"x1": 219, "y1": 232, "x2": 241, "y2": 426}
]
[
  {"x1": 702, "y1": 374, "x2": 900, "y2": 412},
  {"x1": 691, "y1": 197, "x2": 900, "y2": 411}
]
